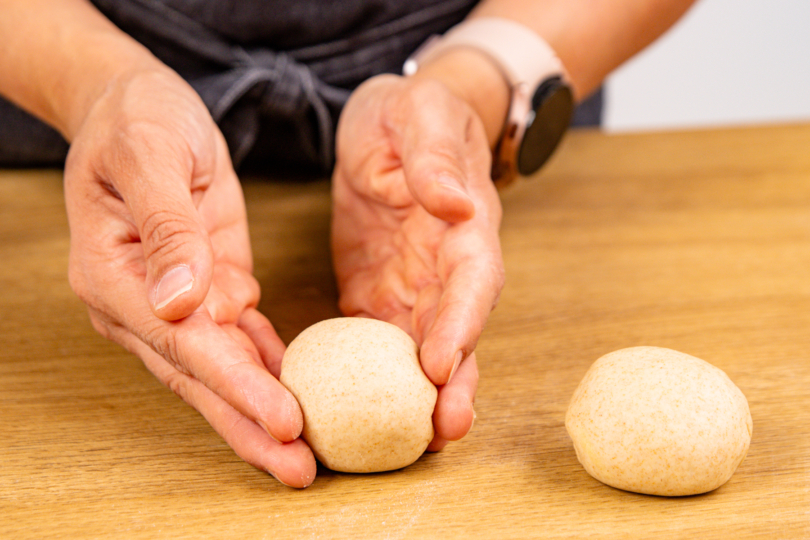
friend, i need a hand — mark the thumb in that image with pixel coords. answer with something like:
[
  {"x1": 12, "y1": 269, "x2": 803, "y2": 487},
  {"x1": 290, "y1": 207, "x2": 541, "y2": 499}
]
[{"x1": 115, "y1": 146, "x2": 215, "y2": 321}]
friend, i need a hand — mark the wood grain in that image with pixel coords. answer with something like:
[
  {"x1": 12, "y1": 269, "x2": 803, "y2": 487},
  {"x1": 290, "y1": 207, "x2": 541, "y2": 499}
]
[{"x1": 2, "y1": 124, "x2": 809, "y2": 539}]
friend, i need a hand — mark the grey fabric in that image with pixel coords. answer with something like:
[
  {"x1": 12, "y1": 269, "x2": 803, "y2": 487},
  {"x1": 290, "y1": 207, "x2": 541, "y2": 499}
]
[
  {"x1": 88, "y1": 0, "x2": 481, "y2": 172},
  {"x1": 0, "y1": 97, "x2": 69, "y2": 167},
  {"x1": 0, "y1": 0, "x2": 603, "y2": 171},
  {"x1": 571, "y1": 87, "x2": 604, "y2": 128}
]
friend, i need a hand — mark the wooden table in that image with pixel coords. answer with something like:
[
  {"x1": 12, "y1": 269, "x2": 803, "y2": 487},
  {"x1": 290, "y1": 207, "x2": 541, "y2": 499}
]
[{"x1": 2, "y1": 124, "x2": 809, "y2": 539}]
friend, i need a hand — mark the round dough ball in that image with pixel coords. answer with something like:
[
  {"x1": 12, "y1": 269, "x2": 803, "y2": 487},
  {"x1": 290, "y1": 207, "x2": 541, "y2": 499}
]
[
  {"x1": 280, "y1": 317, "x2": 437, "y2": 473},
  {"x1": 565, "y1": 346, "x2": 752, "y2": 496}
]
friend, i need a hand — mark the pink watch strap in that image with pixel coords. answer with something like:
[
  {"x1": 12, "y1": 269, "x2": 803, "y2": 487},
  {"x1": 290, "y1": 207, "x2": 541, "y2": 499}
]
[{"x1": 403, "y1": 17, "x2": 567, "y2": 90}]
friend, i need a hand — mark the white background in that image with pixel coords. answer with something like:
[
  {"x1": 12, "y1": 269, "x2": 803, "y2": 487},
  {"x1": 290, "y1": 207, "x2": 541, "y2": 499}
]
[{"x1": 604, "y1": 0, "x2": 810, "y2": 132}]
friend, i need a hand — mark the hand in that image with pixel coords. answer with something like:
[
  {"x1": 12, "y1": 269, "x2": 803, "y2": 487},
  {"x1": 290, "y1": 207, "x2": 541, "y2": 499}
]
[
  {"x1": 64, "y1": 68, "x2": 316, "y2": 487},
  {"x1": 331, "y1": 74, "x2": 505, "y2": 451}
]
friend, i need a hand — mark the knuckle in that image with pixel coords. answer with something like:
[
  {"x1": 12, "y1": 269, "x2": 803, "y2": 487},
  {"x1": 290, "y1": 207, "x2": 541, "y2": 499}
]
[
  {"x1": 367, "y1": 172, "x2": 412, "y2": 207},
  {"x1": 111, "y1": 120, "x2": 184, "y2": 175},
  {"x1": 163, "y1": 369, "x2": 191, "y2": 403},
  {"x1": 106, "y1": 118, "x2": 208, "y2": 197},
  {"x1": 88, "y1": 312, "x2": 113, "y2": 341},
  {"x1": 143, "y1": 322, "x2": 189, "y2": 376},
  {"x1": 139, "y1": 209, "x2": 201, "y2": 261}
]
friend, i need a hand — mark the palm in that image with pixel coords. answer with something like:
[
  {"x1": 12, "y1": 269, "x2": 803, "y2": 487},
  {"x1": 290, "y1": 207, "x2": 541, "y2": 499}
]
[
  {"x1": 330, "y1": 74, "x2": 504, "y2": 450},
  {"x1": 331, "y1": 73, "x2": 503, "y2": 371},
  {"x1": 332, "y1": 160, "x2": 449, "y2": 341}
]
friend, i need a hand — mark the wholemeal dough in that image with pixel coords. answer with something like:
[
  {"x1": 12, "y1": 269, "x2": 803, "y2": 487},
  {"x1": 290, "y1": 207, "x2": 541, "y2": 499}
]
[
  {"x1": 280, "y1": 317, "x2": 437, "y2": 473},
  {"x1": 565, "y1": 346, "x2": 752, "y2": 496}
]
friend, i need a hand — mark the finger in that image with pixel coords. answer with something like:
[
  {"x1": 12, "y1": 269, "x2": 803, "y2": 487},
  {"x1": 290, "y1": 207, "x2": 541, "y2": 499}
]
[
  {"x1": 187, "y1": 379, "x2": 315, "y2": 488},
  {"x1": 433, "y1": 352, "x2": 478, "y2": 443},
  {"x1": 389, "y1": 80, "x2": 479, "y2": 223},
  {"x1": 102, "y1": 276, "x2": 304, "y2": 444},
  {"x1": 337, "y1": 264, "x2": 416, "y2": 331},
  {"x1": 121, "y1": 330, "x2": 316, "y2": 487},
  {"x1": 238, "y1": 308, "x2": 287, "y2": 378},
  {"x1": 221, "y1": 323, "x2": 263, "y2": 367},
  {"x1": 412, "y1": 281, "x2": 442, "y2": 346},
  {"x1": 204, "y1": 263, "x2": 261, "y2": 325},
  {"x1": 419, "y1": 238, "x2": 504, "y2": 386},
  {"x1": 103, "y1": 125, "x2": 217, "y2": 321},
  {"x1": 426, "y1": 435, "x2": 449, "y2": 453},
  {"x1": 150, "y1": 312, "x2": 304, "y2": 443}
]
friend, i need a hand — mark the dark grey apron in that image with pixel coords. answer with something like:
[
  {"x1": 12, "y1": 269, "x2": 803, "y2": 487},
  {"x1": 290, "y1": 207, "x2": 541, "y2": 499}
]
[{"x1": 0, "y1": 0, "x2": 602, "y2": 172}]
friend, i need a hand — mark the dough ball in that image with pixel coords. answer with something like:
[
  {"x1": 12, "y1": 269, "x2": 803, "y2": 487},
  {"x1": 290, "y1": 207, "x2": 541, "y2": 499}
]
[
  {"x1": 280, "y1": 317, "x2": 437, "y2": 473},
  {"x1": 565, "y1": 346, "x2": 752, "y2": 496}
]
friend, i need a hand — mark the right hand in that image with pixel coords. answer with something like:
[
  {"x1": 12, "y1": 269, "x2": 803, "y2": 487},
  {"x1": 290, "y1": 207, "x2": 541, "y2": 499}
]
[{"x1": 64, "y1": 68, "x2": 317, "y2": 487}]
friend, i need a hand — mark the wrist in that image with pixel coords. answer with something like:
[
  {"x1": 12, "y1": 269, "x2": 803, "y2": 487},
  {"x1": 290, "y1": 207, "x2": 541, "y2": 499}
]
[
  {"x1": 410, "y1": 48, "x2": 510, "y2": 148},
  {"x1": 405, "y1": 17, "x2": 574, "y2": 185},
  {"x1": 56, "y1": 32, "x2": 170, "y2": 140},
  {"x1": 0, "y1": 0, "x2": 170, "y2": 142}
]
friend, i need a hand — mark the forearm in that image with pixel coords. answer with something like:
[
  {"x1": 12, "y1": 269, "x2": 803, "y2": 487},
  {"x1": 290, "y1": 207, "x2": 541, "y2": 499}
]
[
  {"x1": 471, "y1": 0, "x2": 698, "y2": 99},
  {"x1": 414, "y1": 0, "x2": 697, "y2": 146},
  {"x1": 0, "y1": 0, "x2": 167, "y2": 140}
]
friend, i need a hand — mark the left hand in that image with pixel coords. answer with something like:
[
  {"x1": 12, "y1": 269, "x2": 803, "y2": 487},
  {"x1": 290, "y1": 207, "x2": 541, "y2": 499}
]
[{"x1": 331, "y1": 74, "x2": 505, "y2": 451}]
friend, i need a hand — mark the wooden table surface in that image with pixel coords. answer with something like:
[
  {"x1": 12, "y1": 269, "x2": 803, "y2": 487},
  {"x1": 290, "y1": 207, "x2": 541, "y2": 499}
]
[{"x1": 2, "y1": 123, "x2": 809, "y2": 539}]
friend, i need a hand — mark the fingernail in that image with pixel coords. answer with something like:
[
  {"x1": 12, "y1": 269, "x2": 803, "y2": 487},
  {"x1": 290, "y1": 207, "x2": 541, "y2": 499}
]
[
  {"x1": 257, "y1": 420, "x2": 281, "y2": 443},
  {"x1": 154, "y1": 265, "x2": 194, "y2": 311},
  {"x1": 470, "y1": 406, "x2": 477, "y2": 429},
  {"x1": 448, "y1": 350, "x2": 464, "y2": 381},
  {"x1": 436, "y1": 174, "x2": 469, "y2": 197},
  {"x1": 268, "y1": 470, "x2": 293, "y2": 488}
]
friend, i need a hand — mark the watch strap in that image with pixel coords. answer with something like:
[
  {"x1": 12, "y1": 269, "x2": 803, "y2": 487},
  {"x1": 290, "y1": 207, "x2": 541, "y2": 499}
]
[
  {"x1": 403, "y1": 17, "x2": 571, "y2": 187},
  {"x1": 403, "y1": 17, "x2": 568, "y2": 90}
]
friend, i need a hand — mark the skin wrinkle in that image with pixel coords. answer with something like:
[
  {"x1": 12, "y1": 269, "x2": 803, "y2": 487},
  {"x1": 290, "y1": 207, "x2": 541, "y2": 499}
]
[
  {"x1": 138, "y1": 209, "x2": 201, "y2": 259},
  {"x1": 161, "y1": 359, "x2": 193, "y2": 404},
  {"x1": 109, "y1": 125, "x2": 193, "y2": 192},
  {"x1": 398, "y1": 221, "x2": 442, "y2": 289},
  {"x1": 343, "y1": 202, "x2": 448, "y2": 320},
  {"x1": 141, "y1": 317, "x2": 185, "y2": 372},
  {"x1": 88, "y1": 309, "x2": 114, "y2": 341},
  {"x1": 412, "y1": 284, "x2": 442, "y2": 344},
  {"x1": 183, "y1": 323, "x2": 289, "y2": 439},
  {"x1": 238, "y1": 311, "x2": 279, "y2": 374},
  {"x1": 223, "y1": 361, "x2": 265, "y2": 419},
  {"x1": 336, "y1": 197, "x2": 420, "y2": 313},
  {"x1": 366, "y1": 160, "x2": 409, "y2": 207}
]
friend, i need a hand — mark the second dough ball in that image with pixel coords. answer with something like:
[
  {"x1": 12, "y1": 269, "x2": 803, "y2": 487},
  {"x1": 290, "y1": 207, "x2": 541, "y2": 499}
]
[
  {"x1": 565, "y1": 346, "x2": 752, "y2": 496},
  {"x1": 280, "y1": 317, "x2": 437, "y2": 473}
]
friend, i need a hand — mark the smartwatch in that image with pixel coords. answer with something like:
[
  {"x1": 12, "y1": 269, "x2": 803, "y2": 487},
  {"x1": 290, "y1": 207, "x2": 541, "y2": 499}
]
[{"x1": 403, "y1": 17, "x2": 574, "y2": 187}]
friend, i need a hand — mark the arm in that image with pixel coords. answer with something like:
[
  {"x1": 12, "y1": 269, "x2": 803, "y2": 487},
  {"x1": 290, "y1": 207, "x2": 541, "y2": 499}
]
[
  {"x1": 414, "y1": 0, "x2": 699, "y2": 145},
  {"x1": 0, "y1": 0, "x2": 315, "y2": 487},
  {"x1": 471, "y1": 0, "x2": 698, "y2": 100},
  {"x1": 0, "y1": 0, "x2": 162, "y2": 140},
  {"x1": 331, "y1": 0, "x2": 697, "y2": 449}
]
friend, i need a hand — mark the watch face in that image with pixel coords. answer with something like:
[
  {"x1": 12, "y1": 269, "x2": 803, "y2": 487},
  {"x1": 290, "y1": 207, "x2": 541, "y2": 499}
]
[{"x1": 517, "y1": 77, "x2": 574, "y2": 176}]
